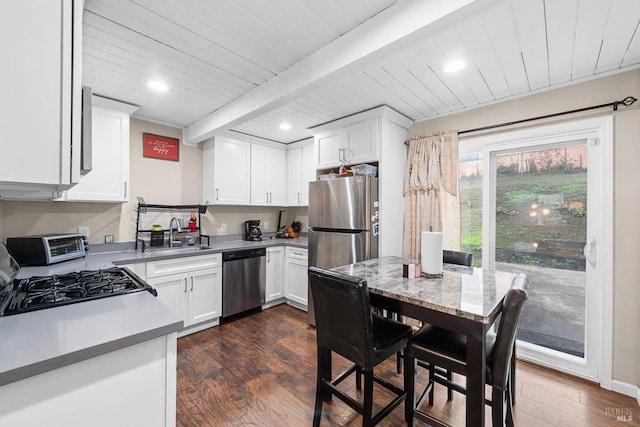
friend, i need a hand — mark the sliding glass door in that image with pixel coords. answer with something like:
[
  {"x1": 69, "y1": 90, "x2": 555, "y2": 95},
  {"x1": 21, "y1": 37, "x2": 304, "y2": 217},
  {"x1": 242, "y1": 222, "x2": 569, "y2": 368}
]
[{"x1": 459, "y1": 117, "x2": 613, "y2": 381}]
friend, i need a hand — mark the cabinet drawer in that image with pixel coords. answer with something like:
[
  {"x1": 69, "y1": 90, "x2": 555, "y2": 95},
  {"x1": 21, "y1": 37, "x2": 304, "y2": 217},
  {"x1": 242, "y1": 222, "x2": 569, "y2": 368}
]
[
  {"x1": 286, "y1": 248, "x2": 308, "y2": 261},
  {"x1": 146, "y1": 253, "x2": 221, "y2": 278}
]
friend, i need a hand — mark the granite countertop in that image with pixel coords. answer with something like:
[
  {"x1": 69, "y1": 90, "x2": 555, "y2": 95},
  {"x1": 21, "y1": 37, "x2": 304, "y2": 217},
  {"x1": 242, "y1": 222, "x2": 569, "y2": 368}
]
[
  {"x1": 2, "y1": 236, "x2": 307, "y2": 386},
  {"x1": 330, "y1": 256, "x2": 519, "y2": 324}
]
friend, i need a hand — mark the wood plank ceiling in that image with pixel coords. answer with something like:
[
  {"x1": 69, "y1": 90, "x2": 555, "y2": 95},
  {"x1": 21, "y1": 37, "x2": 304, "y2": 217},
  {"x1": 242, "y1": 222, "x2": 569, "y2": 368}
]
[{"x1": 83, "y1": 0, "x2": 640, "y2": 144}]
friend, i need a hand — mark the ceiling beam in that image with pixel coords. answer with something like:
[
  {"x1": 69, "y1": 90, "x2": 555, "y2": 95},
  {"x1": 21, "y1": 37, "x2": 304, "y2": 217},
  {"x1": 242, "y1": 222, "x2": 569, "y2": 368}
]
[{"x1": 185, "y1": 0, "x2": 501, "y2": 144}]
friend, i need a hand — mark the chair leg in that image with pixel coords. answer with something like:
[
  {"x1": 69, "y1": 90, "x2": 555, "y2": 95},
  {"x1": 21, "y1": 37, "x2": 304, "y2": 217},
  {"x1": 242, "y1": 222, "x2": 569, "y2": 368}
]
[
  {"x1": 428, "y1": 364, "x2": 435, "y2": 406},
  {"x1": 491, "y1": 388, "x2": 506, "y2": 427},
  {"x1": 403, "y1": 352, "x2": 416, "y2": 427},
  {"x1": 362, "y1": 370, "x2": 375, "y2": 427},
  {"x1": 356, "y1": 366, "x2": 362, "y2": 391},
  {"x1": 446, "y1": 370, "x2": 454, "y2": 401},
  {"x1": 314, "y1": 347, "x2": 331, "y2": 427},
  {"x1": 397, "y1": 350, "x2": 403, "y2": 374},
  {"x1": 317, "y1": 347, "x2": 332, "y2": 402}
]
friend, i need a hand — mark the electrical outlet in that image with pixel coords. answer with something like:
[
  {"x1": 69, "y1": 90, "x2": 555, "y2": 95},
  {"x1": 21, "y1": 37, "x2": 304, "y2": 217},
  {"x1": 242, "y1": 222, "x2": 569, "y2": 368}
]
[
  {"x1": 77, "y1": 226, "x2": 90, "y2": 239},
  {"x1": 263, "y1": 221, "x2": 269, "y2": 230},
  {"x1": 220, "y1": 223, "x2": 227, "y2": 233},
  {"x1": 104, "y1": 235, "x2": 114, "y2": 244}
]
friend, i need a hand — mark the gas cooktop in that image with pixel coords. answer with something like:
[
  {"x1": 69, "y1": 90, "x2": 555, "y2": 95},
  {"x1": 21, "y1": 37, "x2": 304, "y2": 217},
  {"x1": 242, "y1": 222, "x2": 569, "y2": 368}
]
[{"x1": 0, "y1": 264, "x2": 156, "y2": 317}]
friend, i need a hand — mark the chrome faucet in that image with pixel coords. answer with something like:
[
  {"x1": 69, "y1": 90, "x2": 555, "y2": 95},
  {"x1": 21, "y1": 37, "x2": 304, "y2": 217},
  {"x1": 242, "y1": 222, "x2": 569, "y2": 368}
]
[{"x1": 169, "y1": 217, "x2": 183, "y2": 247}]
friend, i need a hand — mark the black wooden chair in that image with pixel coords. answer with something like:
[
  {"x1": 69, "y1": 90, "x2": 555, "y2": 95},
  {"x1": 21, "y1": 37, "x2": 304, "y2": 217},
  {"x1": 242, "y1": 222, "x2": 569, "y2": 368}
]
[
  {"x1": 403, "y1": 273, "x2": 530, "y2": 427},
  {"x1": 308, "y1": 266, "x2": 413, "y2": 427}
]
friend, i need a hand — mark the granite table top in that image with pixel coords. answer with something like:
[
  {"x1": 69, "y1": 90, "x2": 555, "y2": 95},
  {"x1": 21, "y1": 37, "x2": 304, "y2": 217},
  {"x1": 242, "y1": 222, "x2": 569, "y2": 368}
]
[{"x1": 330, "y1": 256, "x2": 521, "y2": 324}]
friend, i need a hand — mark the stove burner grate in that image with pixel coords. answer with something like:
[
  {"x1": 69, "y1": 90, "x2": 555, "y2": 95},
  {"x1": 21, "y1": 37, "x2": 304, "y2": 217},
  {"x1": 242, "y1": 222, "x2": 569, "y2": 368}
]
[{"x1": 2, "y1": 267, "x2": 155, "y2": 315}]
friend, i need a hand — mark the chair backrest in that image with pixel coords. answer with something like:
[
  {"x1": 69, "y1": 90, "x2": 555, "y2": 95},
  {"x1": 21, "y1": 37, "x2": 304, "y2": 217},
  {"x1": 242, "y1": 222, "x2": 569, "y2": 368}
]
[
  {"x1": 488, "y1": 273, "x2": 530, "y2": 390},
  {"x1": 308, "y1": 266, "x2": 374, "y2": 369},
  {"x1": 443, "y1": 250, "x2": 473, "y2": 267}
]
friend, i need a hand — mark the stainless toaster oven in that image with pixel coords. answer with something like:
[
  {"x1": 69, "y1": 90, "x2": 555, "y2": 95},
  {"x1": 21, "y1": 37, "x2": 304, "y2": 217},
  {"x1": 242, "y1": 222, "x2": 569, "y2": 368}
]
[{"x1": 6, "y1": 233, "x2": 87, "y2": 266}]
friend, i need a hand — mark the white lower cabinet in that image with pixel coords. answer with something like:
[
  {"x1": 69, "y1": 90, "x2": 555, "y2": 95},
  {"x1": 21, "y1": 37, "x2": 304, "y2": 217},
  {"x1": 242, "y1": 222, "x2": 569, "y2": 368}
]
[
  {"x1": 265, "y1": 246, "x2": 285, "y2": 304},
  {"x1": 284, "y1": 247, "x2": 308, "y2": 309},
  {"x1": 0, "y1": 334, "x2": 177, "y2": 427},
  {"x1": 146, "y1": 254, "x2": 222, "y2": 335}
]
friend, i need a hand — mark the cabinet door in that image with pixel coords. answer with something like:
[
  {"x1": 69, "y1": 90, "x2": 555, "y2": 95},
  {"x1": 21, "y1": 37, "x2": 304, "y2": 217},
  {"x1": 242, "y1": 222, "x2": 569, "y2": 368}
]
[
  {"x1": 300, "y1": 143, "x2": 315, "y2": 206},
  {"x1": 315, "y1": 132, "x2": 342, "y2": 169},
  {"x1": 204, "y1": 137, "x2": 251, "y2": 205},
  {"x1": 343, "y1": 120, "x2": 378, "y2": 165},
  {"x1": 0, "y1": 0, "x2": 65, "y2": 185},
  {"x1": 64, "y1": 107, "x2": 129, "y2": 202},
  {"x1": 148, "y1": 273, "x2": 189, "y2": 324},
  {"x1": 266, "y1": 246, "x2": 285, "y2": 302},
  {"x1": 285, "y1": 248, "x2": 308, "y2": 307},
  {"x1": 286, "y1": 148, "x2": 302, "y2": 206},
  {"x1": 250, "y1": 144, "x2": 269, "y2": 205},
  {"x1": 267, "y1": 147, "x2": 286, "y2": 205},
  {"x1": 251, "y1": 144, "x2": 286, "y2": 206},
  {"x1": 188, "y1": 267, "x2": 222, "y2": 324}
]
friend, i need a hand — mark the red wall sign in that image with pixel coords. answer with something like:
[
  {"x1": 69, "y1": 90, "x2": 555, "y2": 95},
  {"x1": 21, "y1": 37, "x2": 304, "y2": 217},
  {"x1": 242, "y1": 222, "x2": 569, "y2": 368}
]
[{"x1": 143, "y1": 133, "x2": 180, "y2": 161}]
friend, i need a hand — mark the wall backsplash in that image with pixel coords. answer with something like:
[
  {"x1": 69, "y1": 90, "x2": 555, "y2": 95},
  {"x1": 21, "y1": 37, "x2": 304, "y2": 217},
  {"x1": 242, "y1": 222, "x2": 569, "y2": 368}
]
[{"x1": 201, "y1": 205, "x2": 308, "y2": 237}]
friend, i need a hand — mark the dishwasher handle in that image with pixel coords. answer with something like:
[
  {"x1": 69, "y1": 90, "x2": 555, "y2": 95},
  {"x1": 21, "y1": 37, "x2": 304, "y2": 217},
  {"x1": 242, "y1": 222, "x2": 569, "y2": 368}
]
[{"x1": 223, "y1": 248, "x2": 266, "y2": 262}]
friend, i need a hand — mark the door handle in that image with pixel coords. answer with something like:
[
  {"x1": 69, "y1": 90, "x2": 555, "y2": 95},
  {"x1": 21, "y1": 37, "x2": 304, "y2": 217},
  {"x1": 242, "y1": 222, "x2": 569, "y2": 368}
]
[
  {"x1": 184, "y1": 278, "x2": 188, "y2": 293},
  {"x1": 190, "y1": 277, "x2": 194, "y2": 291},
  {"x1": 583, "y1": 237, "x2": 596, "y2": 266},
  {"x1": 338, "y1": 148, "x2": 344, "y2": 162},
  {"x1": 215, "y1": 188, "x2": 219, "y2": 201},
  {"x1": 298, "y1": 192, "x2": 301, "y2": 204}
]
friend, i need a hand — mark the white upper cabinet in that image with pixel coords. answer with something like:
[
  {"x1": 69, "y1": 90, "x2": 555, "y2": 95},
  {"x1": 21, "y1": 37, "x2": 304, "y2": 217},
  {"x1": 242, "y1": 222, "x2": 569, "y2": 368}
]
[
  {"x1": 203, "y1": 136, "x2": 251, "y2": 205},
  {"x1": 251, "y1": 143, "x2": 286, "y2": 206},
  {"x1": 314, "y1": 119, "x2": 378, "y2": 169},
  {"x1": 62, "y1": 98, "x2": 138, "y2": 202},
  {"x1": 286, "y1": 140, "x2": 315, "y2": 206},
  {"x1": 0, "y1": 0, "x2": 83, "y2": 199}
]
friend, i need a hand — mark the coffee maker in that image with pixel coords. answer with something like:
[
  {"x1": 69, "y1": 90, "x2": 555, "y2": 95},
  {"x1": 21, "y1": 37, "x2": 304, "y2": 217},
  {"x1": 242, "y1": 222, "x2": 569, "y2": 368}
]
[{"x1": 244, "y1": 220, "x2": 262, "y2": 241}]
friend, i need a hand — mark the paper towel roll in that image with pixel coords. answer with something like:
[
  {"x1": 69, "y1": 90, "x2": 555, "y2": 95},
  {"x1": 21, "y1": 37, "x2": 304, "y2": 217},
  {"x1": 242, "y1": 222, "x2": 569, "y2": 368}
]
[{"x1": 421, "y1": 231, "x2": 443, "y2": 275}]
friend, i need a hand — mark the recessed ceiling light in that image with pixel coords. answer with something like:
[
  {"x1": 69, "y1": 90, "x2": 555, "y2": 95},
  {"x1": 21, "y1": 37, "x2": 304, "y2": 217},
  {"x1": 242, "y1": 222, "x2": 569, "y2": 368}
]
[
  {"x1": 444, "y1": 60, "x2": 466, "y2": 73},
  {"x1": 148, "y1": 80, "x2": 169, "y2": 92},
  {"x1": 279, "y1": 123, "x2": 292, "y2": 130}
]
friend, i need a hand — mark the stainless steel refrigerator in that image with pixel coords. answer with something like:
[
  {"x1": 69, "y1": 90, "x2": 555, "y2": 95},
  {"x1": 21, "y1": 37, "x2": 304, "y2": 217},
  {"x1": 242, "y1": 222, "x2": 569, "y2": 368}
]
[{"x1": 307, "y1": 175, "x2": 379, "y2": 324}]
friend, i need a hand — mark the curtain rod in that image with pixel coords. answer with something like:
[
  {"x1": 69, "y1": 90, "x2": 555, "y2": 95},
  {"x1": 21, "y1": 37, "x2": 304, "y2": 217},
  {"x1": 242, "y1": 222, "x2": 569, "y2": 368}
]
[{"x1": 405, "y1": 95, "x2": 637, "y2": 144}]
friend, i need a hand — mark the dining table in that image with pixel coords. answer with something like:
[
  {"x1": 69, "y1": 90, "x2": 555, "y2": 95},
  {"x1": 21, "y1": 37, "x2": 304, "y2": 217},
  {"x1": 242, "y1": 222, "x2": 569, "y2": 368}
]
[{"x1": 329, "y1": 255, "x2": 523, "y2": 427}]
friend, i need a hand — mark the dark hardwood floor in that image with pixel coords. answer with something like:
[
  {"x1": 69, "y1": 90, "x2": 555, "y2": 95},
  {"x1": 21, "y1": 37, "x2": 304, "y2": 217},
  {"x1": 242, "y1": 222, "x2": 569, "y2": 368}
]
[{"x1": 176, "y1": 304, "x2": 639, "y2": 426}]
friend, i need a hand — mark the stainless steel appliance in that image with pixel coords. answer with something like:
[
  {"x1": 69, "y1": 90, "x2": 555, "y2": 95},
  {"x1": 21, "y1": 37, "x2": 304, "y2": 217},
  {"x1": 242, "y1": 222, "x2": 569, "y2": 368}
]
[
  {"x1": 307, "y1": 175, "x2": 379, "y2": 324},
  {"x1": 222, "y1": 248, "x2": 266, "y2": 318},
  {"x1": 244, "y1": 220, "x2": 262, "y2": 241},
  {"x1": 0, "y1": 244, "x2": 156, "y2": 317},
  {"x1": 6, "y1": 233, "x2": 87, "y2": 266}
]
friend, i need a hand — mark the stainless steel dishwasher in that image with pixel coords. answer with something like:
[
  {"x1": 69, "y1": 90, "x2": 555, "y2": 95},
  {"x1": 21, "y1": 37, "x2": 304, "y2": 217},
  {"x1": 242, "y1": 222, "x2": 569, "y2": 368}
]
[{"x1": 222, "y1": 248, "x2": 266, "y2": 318}]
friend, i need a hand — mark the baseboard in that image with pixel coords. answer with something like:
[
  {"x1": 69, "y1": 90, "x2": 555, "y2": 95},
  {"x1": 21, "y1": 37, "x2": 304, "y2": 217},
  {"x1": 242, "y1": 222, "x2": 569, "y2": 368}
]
[{"x1": 610, "y1": 379, "x2": 640, "y2": 403}]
